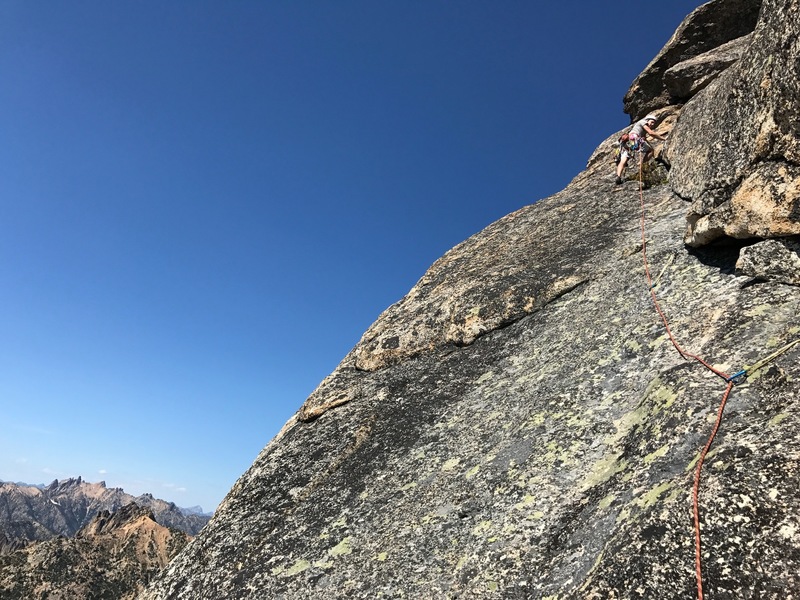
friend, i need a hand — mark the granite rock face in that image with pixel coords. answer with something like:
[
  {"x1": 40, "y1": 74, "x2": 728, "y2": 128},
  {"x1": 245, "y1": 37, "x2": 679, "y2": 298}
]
[
  {"x1": 736, "y1": 236, "x2": 800, "y2": 284},
  {"x1": 663, "y1": 33, "x2": 753, "y2": 101},
  {"x1": 669, "y1": 0, "x2": 800, "y2": 246},
  {"x1": 143, "y1": 179, "x2": 800, "y2": 600},
  {"x1": 141, "y1": 2, "x2": 800, "y2": 598},
  {"x1": 623, "y1": 0, "x2": 761, "y2": 120}
]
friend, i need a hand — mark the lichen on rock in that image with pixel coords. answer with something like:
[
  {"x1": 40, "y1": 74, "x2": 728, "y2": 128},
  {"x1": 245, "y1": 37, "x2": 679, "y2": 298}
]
[{"x1": 140, "y1": 1, "x2": 800, "y2": 598}]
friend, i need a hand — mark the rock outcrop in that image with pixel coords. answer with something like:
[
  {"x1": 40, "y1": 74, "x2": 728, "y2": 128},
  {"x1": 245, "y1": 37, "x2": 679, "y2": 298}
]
[
  {"x1": 623, "y1": 0, "x2": 761, "y2": 120},
  {"x1": 0, "y1": 503, "x2": 189, "y2": 600},
  {"x1": 663, "y1": 33, "x2": 753, "y2": 101},
  {"x1": 669, "y1": 0, "x2": 800, "y2": 246},
  {"x1": 736, "y1": 236, "x2": 800, "y2": 284},
  {"x1": 141, "y1": 1, "x2": 800, "y2": 598}
]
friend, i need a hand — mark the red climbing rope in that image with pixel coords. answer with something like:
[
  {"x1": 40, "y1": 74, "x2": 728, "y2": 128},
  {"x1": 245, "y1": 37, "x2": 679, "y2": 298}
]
[
  {"x1": 636, "y1": 157, "x2": 733, "y2": 600},
  {"x1": 637, "y1": 164, "x2": 730, "y2": 382},
  {"x1": 691, "y1": 379, "x2": 734, "y2": 600}
]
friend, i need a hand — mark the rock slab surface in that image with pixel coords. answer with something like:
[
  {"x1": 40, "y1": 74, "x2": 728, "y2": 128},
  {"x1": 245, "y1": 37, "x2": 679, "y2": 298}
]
[{"x1": 141, "y1": 1, "x2": 800, "y2": 598}]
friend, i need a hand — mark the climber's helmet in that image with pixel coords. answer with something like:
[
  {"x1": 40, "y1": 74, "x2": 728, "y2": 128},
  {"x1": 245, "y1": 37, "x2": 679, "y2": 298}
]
[{"x1": 645, "y1": 114, "x2": 658, "y2": 124}]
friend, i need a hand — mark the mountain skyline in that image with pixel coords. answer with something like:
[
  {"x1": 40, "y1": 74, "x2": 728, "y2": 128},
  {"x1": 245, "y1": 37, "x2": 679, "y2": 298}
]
[
  {"x1": 0, "y1": 477, "x2": 213, "y2": 516},
  {"x1": 0, "y1": 476, "x2": 211, "y2": 546}
]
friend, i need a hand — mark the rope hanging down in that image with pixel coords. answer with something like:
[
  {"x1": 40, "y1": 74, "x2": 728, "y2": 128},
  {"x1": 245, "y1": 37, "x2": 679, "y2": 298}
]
[
  {"x1": 635, "y1": 146, "x2": 798, "y2": 599},
  {"x1": 636, "y1": 154, "x2": 731, "y2": 600}
]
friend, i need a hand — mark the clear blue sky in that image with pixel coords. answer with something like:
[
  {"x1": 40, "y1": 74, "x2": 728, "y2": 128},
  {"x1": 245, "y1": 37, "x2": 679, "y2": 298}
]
[{"x1": 1, "y1": 1, "x2": 704, "y2": 512}]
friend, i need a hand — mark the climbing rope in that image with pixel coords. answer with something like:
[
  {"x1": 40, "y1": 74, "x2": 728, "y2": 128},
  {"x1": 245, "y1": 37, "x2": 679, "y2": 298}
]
[
  {"x1": 635, "y1": 142, "x2": 800, "y2": 599},
  {"x1": 637, "y1": 159, "x2": 731, "y2": 381},
  {"x1": 651, "y1": 252, "x2": 675, "y2": 290},
  {"x1": 635, "y1": 148, "x2": 800, "y2": 598},
  {"x1": 690, "y1": 380, "x2": 733, "y2": 600},
  {"x1": 636, "y1": 153, "x2": 731, "y2": 600},
  {"x1": 741, "y1": 338, "x2": 800, "y2": 380}
]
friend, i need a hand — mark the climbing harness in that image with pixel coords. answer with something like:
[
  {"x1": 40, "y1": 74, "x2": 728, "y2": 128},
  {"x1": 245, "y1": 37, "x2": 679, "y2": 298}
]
[
  {"x1": 635, "y1": 154, "x2": 798, "y2": 600},
  {"x1": 614, "y1": 133, "x2": 641, "y2": 167}
]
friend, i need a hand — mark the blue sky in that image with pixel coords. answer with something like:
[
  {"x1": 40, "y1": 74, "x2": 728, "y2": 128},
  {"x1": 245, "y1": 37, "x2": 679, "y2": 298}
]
[{"x1": 1, "y1": 1, "x2": 704, "y2": 512}]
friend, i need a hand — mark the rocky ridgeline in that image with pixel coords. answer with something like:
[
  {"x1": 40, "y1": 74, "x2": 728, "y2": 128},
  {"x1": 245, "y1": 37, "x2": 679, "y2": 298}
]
[
  {"x1": 0, "y1": 503, "x2": 189, "y2": 599},
  {"x1": 0, "y1": 477, "x2": 210, "y2": 553},
  {"x1": 0, "y1": 478, "x2": 209, "y2": 598},
  {"x1": 140, "y1": 0, "x2": 799, "y2": 598}
]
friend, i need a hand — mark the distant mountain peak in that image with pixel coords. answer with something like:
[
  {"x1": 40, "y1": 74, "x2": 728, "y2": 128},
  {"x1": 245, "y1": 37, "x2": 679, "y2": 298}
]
[
  {"x1": 0, "y1": 477, "x2": 211, "y2": 549},
  {"x1": 1, "y1": 500, "x2": 189, "y2": 599}
]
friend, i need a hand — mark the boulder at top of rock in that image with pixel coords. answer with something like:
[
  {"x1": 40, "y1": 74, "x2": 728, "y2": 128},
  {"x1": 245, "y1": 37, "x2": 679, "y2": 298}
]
[
  {"x1": 664, "y1": 33, "x2": 753, "y2": 101},
  {"x1": 668, "y1": 0, "x2": 800, "y2": 246},
  {"x1": 623, "y1": 0, "x2": 761, "y2": 120}
]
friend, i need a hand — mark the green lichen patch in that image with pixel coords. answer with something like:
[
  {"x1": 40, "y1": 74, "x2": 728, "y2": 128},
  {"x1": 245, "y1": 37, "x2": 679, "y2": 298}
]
[
  {"x1": 328, "y1": 537, "x2": 353, "y2": 557},
  {"x1": 643, "y1": 444, "x2": 670, "y2": 465},
  {"x1": 441, "y1": 458, "x2": 461, "y2": 472},
  {"x1": 284, "y1": 559, "x2": 311, "y2": 577},
  {"x1": 579, "y1": 452, "x2": 629, "y2": 492}
]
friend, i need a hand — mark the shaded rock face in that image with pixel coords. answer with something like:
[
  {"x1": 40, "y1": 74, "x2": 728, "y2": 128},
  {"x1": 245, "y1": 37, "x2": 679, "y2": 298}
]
[
  {"x1": 663, "y1": 33, "x2": 752, "y2": 101},
  {"x1": 141, "y1": 2, "x2": 800, "y2": 599},
  {"x1": 623, "y1": 0, "x2": 761, "y2": 120},
  {"x1": 0, "y1": 502, "x2": 189, "y2": 600},
  {"x1": 736, "y1": 236, "x2": 800, "y2": 284},
  {"x1": 669, "y1": 0, "x2": 800, "y2": 246}
]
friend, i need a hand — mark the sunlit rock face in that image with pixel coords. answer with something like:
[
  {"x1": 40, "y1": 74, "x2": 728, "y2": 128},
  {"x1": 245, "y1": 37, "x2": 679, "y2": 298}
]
[
  {"x1": 623, "y1": 0, "x2": 761, "y2": 120},
  {"x1": 668, "y1": 0, "x2": 800, "y2": 246},
  {"x1": 736, "y1": 237, "x2": 800, "y2": 284},
  {"x1": 663, "y1": 32, "x2": 753, "y2": 101},
  {"x1": 141, "y1": 1, "x2": 800, "y2": 598}
]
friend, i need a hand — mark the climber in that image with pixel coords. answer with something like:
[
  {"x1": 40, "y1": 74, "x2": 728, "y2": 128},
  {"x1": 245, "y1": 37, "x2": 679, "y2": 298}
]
[{"x1": 615, "y1": 114, "x2": 667, "y2": 184}]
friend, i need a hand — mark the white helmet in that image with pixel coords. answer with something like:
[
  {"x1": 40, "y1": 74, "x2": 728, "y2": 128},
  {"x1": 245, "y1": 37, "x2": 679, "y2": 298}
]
[{"x1": 644, "y1": 114, "x2": 658, "y2": 123}]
